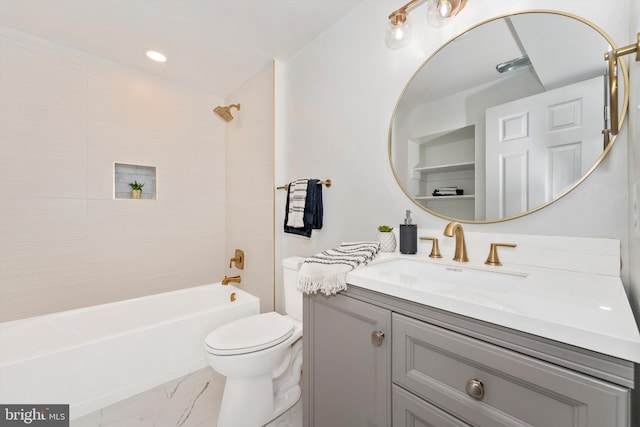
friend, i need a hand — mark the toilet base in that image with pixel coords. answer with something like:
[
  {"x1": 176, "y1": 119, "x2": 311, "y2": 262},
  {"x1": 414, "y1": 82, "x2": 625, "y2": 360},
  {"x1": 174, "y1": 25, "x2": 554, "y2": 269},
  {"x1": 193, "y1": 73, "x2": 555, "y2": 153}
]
[
  {"x1": 216, "y1": 340, "x2": 303, "y2": 427},
  {"x1": 272, "y1": 384, "x2": 301, "y2": 421}
]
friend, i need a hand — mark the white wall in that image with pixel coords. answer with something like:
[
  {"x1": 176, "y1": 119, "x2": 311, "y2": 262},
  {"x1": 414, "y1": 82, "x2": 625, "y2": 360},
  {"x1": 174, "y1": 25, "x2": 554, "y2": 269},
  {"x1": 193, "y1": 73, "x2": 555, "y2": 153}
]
[
  {"x1": 628, "y1": 0, "x2": 640, "y2": 320},
  {"x1": 0, "y1": 27, "x2": 226, "y2": 321},
  {"x1": 225, "y1": 62, "x2": 275, "y2": 313},
  {"x1": 278, "y1": 0, "x2": 635, "y2": 304}
]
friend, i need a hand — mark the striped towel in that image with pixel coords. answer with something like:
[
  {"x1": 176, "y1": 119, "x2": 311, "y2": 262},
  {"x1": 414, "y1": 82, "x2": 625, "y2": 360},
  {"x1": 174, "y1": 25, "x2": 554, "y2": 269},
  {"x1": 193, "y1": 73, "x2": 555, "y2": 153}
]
[
  {"x1": 298, "y1": 241, "x2": 381, "y2": 295},
  {"x1": 286, "y1": 179, "x2": 308, "y2": 228}
]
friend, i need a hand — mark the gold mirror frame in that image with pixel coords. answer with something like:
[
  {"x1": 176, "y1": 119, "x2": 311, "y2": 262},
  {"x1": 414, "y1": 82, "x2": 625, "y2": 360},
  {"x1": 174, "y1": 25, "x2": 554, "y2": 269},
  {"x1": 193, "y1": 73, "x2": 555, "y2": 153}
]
[
  {"x1": 606, "y1": 32, "x2": 639, "y2": 137},
  {"x1": 389, "y1": 10, "x2": 629, "y2": 224}
]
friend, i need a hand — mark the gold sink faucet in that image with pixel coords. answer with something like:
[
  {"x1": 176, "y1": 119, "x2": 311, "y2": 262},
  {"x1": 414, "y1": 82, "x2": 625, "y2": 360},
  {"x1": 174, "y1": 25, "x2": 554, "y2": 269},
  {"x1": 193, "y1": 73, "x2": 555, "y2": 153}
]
[
  {"x1": 222, "y1": 275, "x2": 241, "y2": 285},
  {"x1": 443, "y1": 221, "x2": 469, "y2": 262}
]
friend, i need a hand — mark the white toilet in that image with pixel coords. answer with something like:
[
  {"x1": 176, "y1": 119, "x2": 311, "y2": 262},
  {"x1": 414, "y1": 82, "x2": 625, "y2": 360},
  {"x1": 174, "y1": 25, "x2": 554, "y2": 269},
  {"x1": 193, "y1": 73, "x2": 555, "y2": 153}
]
[{"x1": 205, "y1": 256, "x2": 305, "y2": 427}]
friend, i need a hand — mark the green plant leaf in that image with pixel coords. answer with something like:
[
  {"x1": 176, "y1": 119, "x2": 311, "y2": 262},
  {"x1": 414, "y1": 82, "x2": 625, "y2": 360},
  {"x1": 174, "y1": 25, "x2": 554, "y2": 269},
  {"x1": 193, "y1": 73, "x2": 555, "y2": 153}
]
[{"x1": 128, "y1": 180, "x2": 145, "y2": 190}]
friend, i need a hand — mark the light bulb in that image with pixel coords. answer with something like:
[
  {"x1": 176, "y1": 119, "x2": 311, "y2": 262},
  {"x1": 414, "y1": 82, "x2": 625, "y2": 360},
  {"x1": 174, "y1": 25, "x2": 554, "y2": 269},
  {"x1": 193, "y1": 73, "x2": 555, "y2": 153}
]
[
  {"x1": 426, "y1": 0, "x2": 464, "y2": 28},
  {"x1": 385, "y1": 14, "x2": 412, "y2": 50},
  {"x1": 437, "y1": 1, "x2": 453, "y2": 17}
]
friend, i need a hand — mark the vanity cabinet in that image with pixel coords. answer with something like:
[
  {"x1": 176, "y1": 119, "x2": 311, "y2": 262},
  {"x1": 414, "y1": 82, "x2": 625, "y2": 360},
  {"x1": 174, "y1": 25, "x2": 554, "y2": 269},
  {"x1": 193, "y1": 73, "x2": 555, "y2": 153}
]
[
  {"x1": 303, "y1": 293, "x2": 391, "y2": 427},
  {"x1": 303, "y1": 287, "x2": 634, "y2": 427}
]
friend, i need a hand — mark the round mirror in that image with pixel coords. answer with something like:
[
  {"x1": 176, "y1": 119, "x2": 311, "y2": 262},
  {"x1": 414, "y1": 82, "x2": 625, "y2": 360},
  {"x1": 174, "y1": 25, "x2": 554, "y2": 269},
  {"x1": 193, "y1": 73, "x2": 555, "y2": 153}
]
[{"x1": 389, "y1": 11, "x2": 628, "y2": 223}]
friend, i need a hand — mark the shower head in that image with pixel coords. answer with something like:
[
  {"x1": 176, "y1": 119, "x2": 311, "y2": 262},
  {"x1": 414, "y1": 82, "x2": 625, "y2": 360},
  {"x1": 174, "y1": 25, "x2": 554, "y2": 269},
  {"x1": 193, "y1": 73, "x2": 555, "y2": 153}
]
[{"x1": 213, "y1": 103, "x2": 241, "y2": 122}]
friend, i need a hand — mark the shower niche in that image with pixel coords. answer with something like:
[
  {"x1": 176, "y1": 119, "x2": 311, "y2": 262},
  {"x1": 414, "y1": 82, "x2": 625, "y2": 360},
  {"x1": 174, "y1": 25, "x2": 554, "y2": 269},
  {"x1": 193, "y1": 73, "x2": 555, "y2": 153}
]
[{"x1": 114, "y1": 163, "x2": 157, "y2": 200}]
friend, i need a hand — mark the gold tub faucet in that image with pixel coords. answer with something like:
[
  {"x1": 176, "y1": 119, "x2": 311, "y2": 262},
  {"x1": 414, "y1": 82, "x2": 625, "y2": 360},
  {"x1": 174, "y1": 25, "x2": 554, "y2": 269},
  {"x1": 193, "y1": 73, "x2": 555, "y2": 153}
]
[
  {"x1": 222, "y1": 275, "x2": 241, "y2": 285},
  {"x1": 443, "y1": 221, "x2": 469, "y2": 262}
]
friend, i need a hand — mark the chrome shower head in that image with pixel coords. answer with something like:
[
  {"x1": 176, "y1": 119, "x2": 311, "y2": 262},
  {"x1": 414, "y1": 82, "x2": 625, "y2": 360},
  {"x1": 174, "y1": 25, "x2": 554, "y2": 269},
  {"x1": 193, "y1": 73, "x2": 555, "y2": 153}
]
[{"x1": 213, "y1": 103, "x2": 241, "y2": 122}]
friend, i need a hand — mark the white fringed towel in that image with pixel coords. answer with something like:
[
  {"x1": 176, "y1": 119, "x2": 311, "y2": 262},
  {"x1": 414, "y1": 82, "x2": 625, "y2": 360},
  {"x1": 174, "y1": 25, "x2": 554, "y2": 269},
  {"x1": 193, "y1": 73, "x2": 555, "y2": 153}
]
[
  {"x1": 297, "y1": 241, "x2": 380, "y2": 295},
  {"x1": 286, "y1": 179, "x2": 308, "y2": 228}
]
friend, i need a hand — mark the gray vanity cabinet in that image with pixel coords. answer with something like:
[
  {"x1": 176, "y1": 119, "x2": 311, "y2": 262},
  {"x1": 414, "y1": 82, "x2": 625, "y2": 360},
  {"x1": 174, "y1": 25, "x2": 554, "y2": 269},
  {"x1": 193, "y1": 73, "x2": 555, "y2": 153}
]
[
  {"x1": 303, "y1": 293, "x2": 391, "y2": 427},
  {"x1": 304, "y1": 287, "x2": 634, "y2": 427}
]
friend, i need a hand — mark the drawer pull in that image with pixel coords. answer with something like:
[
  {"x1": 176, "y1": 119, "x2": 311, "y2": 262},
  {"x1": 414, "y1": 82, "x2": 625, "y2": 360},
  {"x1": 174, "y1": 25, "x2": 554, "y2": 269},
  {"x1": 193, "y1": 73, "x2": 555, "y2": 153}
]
[
  {"x1": 371, "y1": 330, "x2": 385, "y2": 347},
  {"x1": 466, "y1": 379, "x2": 485, "y2": 400}
]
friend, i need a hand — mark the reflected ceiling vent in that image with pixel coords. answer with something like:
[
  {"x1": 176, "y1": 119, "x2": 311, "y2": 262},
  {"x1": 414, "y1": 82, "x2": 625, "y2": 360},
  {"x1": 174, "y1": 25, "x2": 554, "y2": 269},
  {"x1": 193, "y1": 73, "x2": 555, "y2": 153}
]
[{"x1": 496, "y1": 55, "x2": 532, "y2": 73}]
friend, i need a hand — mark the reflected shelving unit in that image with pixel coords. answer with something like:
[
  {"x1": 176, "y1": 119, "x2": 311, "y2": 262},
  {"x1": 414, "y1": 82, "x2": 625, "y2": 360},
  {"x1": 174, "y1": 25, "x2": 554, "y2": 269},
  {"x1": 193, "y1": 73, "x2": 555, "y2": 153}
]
[{"x1": 410, "y1": 125, "x2": 476, "y2": 220}]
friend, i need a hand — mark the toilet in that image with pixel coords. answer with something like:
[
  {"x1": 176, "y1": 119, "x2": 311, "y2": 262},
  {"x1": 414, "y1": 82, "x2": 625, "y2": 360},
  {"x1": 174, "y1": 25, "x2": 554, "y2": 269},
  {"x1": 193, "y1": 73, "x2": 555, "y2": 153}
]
[{"x1": 205, "y1": 256, "x2": 305, "y2": 427}]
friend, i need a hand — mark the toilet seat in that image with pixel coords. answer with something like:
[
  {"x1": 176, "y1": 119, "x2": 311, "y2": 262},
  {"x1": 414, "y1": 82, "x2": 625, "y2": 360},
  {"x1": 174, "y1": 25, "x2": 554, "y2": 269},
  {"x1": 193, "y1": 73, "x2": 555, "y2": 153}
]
[{"x1": 205, "y1": 312, "x2": 294, "y2": 356}]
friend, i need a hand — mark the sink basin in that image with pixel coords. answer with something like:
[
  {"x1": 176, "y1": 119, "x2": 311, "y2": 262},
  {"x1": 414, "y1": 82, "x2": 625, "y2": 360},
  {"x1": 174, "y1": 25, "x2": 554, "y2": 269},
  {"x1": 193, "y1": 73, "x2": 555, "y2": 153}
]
[{"x1": 350, "y1": 258, "x2": 527, "y2": 300}]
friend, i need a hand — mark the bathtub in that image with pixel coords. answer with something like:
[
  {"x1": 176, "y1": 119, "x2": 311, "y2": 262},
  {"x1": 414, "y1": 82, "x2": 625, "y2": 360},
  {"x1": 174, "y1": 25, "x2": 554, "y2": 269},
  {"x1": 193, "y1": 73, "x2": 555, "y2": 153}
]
[{"x1": 0, "y1": 284, "x2": 259, "y2": 420}]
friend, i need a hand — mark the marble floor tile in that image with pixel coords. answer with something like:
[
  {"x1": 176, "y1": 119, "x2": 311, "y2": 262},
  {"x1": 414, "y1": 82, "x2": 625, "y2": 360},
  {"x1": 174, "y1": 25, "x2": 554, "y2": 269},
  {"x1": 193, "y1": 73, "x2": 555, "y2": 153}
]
[
  {"x1": 71, "y1": 368, "x2": 224, "y2": 427},
  {"x1": 264, "y1": 398, "x2": 302, "y2": 427},
  {"x1": 71, "y1": 367, "x2": 302, "y2": 427}
]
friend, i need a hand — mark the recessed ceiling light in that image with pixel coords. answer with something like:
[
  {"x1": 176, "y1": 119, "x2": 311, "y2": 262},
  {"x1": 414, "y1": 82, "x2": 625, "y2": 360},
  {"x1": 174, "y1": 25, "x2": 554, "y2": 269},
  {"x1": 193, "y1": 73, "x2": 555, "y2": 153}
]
[{"x1": 146, "y1": 50, "x2": 167, "y2": 62}]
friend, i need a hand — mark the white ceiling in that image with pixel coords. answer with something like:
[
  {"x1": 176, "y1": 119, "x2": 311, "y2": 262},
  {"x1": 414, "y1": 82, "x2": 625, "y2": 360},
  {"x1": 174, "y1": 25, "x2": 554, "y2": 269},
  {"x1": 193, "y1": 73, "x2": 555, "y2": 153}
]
[
  {"x1": 0, "y1": 0, "x2": 364, "y2": 98},
  {"x1": 398, "y1": 13, "x2": 610, "y2": 111}
]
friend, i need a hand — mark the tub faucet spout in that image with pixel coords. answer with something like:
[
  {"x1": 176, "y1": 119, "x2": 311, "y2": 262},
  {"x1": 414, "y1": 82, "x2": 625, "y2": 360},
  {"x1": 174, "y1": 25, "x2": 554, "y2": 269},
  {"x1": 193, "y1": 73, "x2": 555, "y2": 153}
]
[
  {"x1": 222, "y1": 275, "x2": 241, "y2": 285},
  {"x1": 443, "y1": 221, "x2": 469, "y2": 262}
]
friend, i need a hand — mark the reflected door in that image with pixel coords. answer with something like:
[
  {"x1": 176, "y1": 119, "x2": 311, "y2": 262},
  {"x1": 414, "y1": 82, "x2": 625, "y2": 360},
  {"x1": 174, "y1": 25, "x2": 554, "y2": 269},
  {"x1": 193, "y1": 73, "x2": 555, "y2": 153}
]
[{"x1": 485, "y1": 76, "x2": 603, "y2": 218}]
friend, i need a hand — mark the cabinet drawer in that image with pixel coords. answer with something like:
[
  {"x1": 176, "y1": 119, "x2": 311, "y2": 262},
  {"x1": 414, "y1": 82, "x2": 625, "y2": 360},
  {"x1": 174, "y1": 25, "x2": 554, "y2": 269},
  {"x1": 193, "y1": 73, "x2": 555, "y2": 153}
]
[
  {"x1": 392, "y1": 313, "x2": 629, "y2": 427},
  {"x1": 393, "y1": 384, "x2": 471, "y2": 427}
]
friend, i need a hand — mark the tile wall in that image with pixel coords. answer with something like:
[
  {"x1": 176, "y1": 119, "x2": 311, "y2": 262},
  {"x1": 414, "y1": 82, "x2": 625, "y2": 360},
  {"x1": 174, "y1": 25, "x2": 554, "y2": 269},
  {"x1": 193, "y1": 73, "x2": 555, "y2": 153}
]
[
  {"x1": 0, "y1": 27, "x2": 227, "y2": 321},
  {"x1": 224, "y1": 63, "x2": 275, "y2": 313}
]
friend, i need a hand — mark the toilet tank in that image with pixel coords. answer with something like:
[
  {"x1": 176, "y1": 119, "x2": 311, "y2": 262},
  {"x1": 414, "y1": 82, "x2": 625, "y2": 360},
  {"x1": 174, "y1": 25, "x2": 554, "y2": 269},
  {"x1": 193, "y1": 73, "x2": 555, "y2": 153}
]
[{"x1": 282, "y1": 256, "x2": 306, "y2": 321}]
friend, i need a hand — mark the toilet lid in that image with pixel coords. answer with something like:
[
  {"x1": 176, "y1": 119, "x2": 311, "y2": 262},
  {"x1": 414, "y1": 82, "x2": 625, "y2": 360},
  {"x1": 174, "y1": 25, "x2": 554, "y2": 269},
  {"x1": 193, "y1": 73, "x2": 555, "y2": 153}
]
[{"x1": 205, "y1": 312, "x2": 294, "y2": 356}]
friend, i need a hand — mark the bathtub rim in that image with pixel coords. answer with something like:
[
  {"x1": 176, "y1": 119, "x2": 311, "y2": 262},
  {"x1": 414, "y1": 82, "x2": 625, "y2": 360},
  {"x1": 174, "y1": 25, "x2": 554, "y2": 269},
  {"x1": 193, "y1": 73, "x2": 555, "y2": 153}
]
[{"x1": 0, "y1": 283, "x2": 256, "y2": 367}]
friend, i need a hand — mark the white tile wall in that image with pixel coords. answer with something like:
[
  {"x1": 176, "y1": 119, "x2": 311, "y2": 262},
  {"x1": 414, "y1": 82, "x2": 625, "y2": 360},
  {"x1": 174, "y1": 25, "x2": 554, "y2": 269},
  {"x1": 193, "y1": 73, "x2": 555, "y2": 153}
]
[
  {"x1": 225, "y1": 63, "x2": 275, "y2": 313},
  {"x1": 0, "y1": 26, "x2": 227, "y2": 321}
]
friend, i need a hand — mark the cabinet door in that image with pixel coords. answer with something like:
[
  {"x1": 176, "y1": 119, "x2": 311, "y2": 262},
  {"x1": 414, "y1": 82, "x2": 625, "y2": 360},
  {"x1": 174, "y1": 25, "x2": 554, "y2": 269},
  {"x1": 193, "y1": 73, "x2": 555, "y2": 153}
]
[{"x1": 304, "y1": 293, "x2": 391, "y2": 427}]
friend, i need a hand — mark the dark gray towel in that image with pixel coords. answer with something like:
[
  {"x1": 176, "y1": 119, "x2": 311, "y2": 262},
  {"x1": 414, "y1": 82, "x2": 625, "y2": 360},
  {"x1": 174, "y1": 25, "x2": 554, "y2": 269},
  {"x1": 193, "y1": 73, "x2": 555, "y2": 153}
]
[{"x1": 284, "y1": 179, "x2": 323, "y2": 237}]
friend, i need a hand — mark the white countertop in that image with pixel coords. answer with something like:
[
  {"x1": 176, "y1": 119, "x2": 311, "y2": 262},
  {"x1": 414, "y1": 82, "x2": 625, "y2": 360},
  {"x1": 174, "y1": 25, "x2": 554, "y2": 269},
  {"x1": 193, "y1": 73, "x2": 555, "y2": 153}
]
[{"x1": 346, "y1": 252, "x2": 640, "y2": 363}]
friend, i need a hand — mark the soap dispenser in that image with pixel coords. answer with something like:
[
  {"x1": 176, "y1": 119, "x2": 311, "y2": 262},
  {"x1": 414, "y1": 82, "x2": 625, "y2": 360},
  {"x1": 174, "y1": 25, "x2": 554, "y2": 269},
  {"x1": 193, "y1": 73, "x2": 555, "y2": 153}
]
[{"x1": 399, "y1": 210, "x2": 417, "y2": 254}]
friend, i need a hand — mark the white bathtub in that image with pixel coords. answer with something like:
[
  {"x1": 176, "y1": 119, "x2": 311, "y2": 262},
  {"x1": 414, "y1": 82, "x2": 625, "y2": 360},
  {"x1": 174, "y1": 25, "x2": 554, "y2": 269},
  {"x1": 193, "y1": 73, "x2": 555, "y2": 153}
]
[{"x1": 0, "y1": 284, "x2": 259, "y2": 420}]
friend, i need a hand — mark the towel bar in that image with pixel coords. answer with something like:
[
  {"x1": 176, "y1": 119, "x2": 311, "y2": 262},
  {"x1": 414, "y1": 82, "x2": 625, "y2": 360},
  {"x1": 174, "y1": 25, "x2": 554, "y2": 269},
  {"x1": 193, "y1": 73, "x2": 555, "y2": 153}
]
[{"x1": 277, "y1": 179, "x2": 332, "y2": 190}]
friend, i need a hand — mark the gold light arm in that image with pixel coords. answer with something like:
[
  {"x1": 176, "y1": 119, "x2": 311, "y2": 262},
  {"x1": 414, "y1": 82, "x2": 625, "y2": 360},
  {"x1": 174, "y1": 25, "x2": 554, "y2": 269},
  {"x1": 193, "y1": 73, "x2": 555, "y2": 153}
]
[
  {"x1": 388, "y1": 0, "x2": 467, "y2": 24},
  {"x1": 605, "y1": 33, "x2": 639, "y2": 138},
  {"x1": 388, "y1": 0, "x2": 422, "y2": 24}
]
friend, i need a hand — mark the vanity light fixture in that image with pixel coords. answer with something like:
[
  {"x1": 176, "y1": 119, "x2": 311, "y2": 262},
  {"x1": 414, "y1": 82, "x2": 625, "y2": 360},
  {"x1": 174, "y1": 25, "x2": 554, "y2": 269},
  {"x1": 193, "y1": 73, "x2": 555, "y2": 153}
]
[
  {"x1": 385, "y1": 0, "x2": 467, "y2": 50},
  {"x1": 146, "y1": 50, "x2": 167, "y2": 62},
  {"x1": 385, "y1": 0, "x2": 418, "y2": 50}
]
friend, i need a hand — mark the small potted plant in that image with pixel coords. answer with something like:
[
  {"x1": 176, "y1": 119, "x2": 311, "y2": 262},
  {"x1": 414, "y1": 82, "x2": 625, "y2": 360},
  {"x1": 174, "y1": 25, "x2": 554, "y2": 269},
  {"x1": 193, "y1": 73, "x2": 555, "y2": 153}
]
[
  {"x1": 129, "y1": 180, "x2": 145, "y2": 199},
  {"x1": 376, "y1": 225, "x2": 396, "y2": 252}
]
